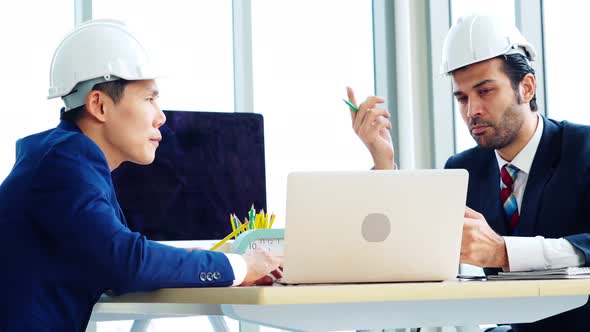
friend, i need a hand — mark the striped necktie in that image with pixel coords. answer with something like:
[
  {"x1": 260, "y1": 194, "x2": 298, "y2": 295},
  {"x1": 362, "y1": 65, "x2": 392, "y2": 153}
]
[{"x1": 500, "y1": 164, "x2": 520, "y2": 232}]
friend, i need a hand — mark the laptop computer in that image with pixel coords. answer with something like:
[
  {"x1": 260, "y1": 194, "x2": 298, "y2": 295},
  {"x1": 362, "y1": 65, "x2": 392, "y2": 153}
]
[{"x1": 280, "y1": 169, "x2": 468, "y2": 284}]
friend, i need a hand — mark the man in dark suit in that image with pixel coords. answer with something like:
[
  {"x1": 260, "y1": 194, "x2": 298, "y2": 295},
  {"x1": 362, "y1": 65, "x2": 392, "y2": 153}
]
[
  {"x1": 347, "y1": 14, "x2": 589, "y2": 331},
  {"x1": 0, "y1": 20, "x2": 281, "y2": 331}
]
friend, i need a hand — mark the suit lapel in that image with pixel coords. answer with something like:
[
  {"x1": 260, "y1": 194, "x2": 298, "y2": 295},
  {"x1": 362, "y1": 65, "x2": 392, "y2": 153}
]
[{"x1": 516, "y1": 117, "x2": 561, "y2": 236}]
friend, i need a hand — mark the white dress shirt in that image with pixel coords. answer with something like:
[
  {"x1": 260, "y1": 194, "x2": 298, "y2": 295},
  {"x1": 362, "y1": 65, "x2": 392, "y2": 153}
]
[
  {"x1": 225, "y1": 253, "x2": 247, "y2": 286},
  {"x1": 494, "y1": 113, "x2": 585, "y2": 271}
]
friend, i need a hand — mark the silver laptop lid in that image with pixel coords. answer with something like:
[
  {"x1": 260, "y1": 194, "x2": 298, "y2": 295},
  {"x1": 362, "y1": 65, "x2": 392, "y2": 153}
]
[{"x1": 282, "y1": 169, "x2": 468, "y2": 284}]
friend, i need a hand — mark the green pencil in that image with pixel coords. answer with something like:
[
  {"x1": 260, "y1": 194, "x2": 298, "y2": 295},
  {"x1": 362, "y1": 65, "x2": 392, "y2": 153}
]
[{"x1": 343, "y1": 99, "x2": 359, "y2": 112}]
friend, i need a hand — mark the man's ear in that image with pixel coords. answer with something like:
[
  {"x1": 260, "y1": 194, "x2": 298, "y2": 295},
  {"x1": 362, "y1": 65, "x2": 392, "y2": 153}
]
[
  {"x1": 519, "y1": 73, "x2": 536, "y2": 106},
  {"x1": 85, "y1": 90, "x2": 109, "y2": 123}
]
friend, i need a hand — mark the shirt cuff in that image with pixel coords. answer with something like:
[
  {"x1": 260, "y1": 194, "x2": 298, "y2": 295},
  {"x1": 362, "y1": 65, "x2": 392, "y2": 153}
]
[
  {"x1": 504, "y1": 236, "x2": 586, "y2": 272},
  {"x1": 504, "y1": 236, "x2": 545, "y2": 271},
  {"x1": 224, "y1": 253, "x2": 247, "y2": 286},
  {"x1": 547, "y1": 238, "x2": 585, "y2": 268}
]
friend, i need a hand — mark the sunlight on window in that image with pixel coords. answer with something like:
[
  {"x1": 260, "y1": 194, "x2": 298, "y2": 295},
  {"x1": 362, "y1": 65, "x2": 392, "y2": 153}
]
[
  {"x1": 252, "y1": 0, "x2": 375, "y2": 226},
  {"x1": 93, "y1": 0, "x2": 234, "y2": 113},
  {"x1": 543, "y1": 1, "x2": 590, "y2": 124},
  {"x1": 0, "y1": 3, "x2": 72, "y2": 181}
]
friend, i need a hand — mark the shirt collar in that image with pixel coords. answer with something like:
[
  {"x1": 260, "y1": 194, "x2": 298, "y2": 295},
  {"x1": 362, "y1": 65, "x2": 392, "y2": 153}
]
[{"x1": 495, "y1": 113, "x2": 544, "y2": 174}]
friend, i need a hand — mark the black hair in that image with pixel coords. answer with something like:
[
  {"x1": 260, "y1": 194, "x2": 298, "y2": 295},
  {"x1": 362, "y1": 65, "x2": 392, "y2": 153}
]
[
  {"x1": 60, "y1": 79, "x2": 131, "y2": 122},
  {"x1": 498, "y1": 53, "x2": 538, "y2": 111}
]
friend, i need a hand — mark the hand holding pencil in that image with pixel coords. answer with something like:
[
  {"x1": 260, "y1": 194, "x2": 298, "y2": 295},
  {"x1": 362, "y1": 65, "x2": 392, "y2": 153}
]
[{"x1": 345, "y1": 86, "x2": 396, "y2": 170}]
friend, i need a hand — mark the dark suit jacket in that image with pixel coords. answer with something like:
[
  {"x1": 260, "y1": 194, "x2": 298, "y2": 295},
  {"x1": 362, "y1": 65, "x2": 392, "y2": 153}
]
[
  {"x1": 445, "y1": 116, "x2": 590, "y2": 332},
  {"x1": 0, "y1": 120, "x2": 235, "y2": 331}
]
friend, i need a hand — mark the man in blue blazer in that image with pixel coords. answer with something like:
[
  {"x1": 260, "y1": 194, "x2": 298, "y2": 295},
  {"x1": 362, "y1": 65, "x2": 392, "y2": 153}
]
[
  {"x1": 0, "y1": 20, "x2": 281, "y2": 331},
  {"x1": 347, "y1": 15, "x2": 589, "y2": 331}
]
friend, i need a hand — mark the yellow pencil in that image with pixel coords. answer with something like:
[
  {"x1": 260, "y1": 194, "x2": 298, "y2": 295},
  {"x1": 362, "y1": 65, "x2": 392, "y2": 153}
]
[
  {"x1": 260, "y1": 210, "x2": 266, "y2": 228},
  {"x1": 210, "y1": 220, "x2": 251, "y2": 251},
  {"x1": 230, "y1": 214, "x2": 236, "y2": 233},
  {"x1": 269, "y1": 213, "x2": 276, "y2": 228},
  {"x1": 259, "y1": 209, "x2": 265, "y2": 228}
]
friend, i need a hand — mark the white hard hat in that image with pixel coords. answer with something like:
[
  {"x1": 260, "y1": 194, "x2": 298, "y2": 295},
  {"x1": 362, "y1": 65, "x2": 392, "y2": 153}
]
[
  {"x1": 440, "y1": 14, "x2": 536, "y2": 75},
  {"x1": 48, "y1": 19, "x2": 161, "y2": 111}
]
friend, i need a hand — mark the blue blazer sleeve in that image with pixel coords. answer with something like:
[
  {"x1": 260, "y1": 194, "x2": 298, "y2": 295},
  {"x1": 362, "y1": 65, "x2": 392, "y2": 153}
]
[{"x1": 29, "y1": 136, "x2": 235, "y2": 293}]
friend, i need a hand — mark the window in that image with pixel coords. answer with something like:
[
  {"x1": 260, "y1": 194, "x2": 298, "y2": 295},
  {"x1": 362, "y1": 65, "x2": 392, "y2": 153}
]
[
  {"x1": 0, "y1": 3, "x2": 73, "y2": 181},
  {"x1": 543, "y1": 1, "x2": 590, "y2": 124},
  {"x1": 93, "y1": 0, "x2": 234, "y2": 113},
  {"x1": 251, "y1": 0, "x2": 375, "y2": 227},
  {"x1": 450, "y1": 0, "x2": 516, "y2": 153}
]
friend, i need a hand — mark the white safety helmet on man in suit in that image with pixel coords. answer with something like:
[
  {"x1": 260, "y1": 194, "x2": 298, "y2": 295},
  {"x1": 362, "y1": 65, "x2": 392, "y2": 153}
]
[
  {"x1": 48, "y1": 19, "x2": 161, "y2": 111},
  {"x1": 440, "y1": 14, "x2": 537, "y2": 75}
]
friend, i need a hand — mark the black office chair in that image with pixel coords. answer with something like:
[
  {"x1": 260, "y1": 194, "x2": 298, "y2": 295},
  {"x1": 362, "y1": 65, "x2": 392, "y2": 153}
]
[{"x1": 111, "y1": 110, "x2": 267, "y2": 332}]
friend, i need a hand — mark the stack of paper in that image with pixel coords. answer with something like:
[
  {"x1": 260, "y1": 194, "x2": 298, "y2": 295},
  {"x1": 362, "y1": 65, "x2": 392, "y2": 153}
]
[{"x1": 487, "y1": 267, "x2": 590, "y2": 280}]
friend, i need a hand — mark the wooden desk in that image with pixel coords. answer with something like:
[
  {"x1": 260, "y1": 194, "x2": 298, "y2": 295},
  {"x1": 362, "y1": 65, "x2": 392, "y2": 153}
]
[{"x1": 92, "y1": 279, "x2": 590, "y2": 331}]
